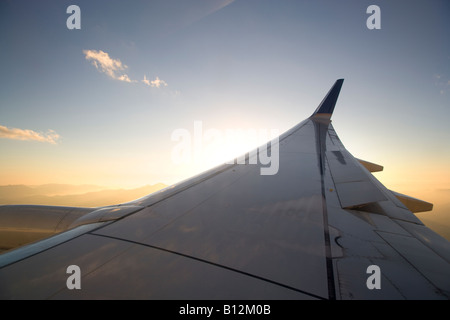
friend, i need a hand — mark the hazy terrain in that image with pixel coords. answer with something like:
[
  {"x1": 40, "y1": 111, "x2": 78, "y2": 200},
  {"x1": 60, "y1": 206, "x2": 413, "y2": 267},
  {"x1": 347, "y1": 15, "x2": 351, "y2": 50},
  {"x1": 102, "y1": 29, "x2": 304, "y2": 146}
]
[
  {"x1": 0, "y1": 184, "x2": 448, "y2": 241},
  {"x1": 415, "y1": 189, "x2": 450, "y2": 241},
  {"x1": 0, "y1": 183, "x2": 168, "y2": 207}
]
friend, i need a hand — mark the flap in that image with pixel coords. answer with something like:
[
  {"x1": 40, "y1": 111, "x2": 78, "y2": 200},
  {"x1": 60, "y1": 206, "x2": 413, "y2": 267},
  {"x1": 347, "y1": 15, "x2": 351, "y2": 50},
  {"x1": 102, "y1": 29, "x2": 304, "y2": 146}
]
[
  {"x1": 327, "y1": 151, "x2": 387, "y2": 208},
  {"x1": 357, "y1": 158, "x2": 383, "y2": 172},
  {"x1": 390, "y1": 190, "x2": 433, "y2": 213}
]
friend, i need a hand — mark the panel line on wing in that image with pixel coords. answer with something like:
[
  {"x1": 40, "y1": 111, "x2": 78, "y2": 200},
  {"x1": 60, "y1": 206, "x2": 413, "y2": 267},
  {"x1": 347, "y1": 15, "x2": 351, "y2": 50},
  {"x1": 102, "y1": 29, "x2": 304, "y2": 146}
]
[
  {"x1": 313, "y1": 119, "x2": 336, "y2": 300},
  {"x1": 376, "y1": 231, "x2": 450, "y2": 294},
  {"x1": 91, "y1": 233, "x2": 328, "y2": 300}
]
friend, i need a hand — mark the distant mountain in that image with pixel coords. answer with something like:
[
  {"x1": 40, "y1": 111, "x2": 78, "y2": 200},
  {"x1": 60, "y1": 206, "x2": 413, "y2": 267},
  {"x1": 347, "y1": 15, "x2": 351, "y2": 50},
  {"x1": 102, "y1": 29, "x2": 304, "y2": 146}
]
[
  {"x1": 0, "y1": 183, "x2": 168, "y2": 207},
  {"x1": 0, "y1": 184, "x2": 106, "y2": 199}
]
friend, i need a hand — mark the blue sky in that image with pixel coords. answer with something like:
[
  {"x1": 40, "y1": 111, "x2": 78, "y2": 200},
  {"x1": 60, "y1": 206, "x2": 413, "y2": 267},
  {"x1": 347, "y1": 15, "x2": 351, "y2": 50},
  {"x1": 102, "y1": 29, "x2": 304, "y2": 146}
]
[{"x1": 0, "y1": 0, "x2": 449, "y2": 198}]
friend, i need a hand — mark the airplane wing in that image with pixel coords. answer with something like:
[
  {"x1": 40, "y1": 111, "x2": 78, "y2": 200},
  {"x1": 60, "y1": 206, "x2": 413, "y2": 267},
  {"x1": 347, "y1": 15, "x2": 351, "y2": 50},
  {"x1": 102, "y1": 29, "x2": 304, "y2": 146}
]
[{"x1": 0, "y1": 79, "x2": 449, "y2": 300}]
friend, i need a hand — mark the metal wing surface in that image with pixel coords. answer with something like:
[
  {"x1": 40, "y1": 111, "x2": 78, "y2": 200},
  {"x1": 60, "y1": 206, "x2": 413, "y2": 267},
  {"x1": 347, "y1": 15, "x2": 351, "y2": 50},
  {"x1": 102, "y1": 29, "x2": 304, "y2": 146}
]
[{"x1": 1, "y1": 79, "x2": 449, "y2": 300}]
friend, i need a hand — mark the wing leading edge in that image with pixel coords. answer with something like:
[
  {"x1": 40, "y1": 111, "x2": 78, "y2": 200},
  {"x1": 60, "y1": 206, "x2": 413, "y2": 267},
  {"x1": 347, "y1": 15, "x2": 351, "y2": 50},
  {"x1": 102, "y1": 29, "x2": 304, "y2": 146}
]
[{"x1": 0, "y1": 80, "x2": 449, "y2": 300}]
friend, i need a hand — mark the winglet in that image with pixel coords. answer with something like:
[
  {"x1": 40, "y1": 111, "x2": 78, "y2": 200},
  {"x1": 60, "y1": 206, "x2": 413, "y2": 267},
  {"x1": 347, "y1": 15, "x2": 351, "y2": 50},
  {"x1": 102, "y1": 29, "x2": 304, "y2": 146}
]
[{"x1": 311, "y1": 79, "x2": 344, "y2": 119}]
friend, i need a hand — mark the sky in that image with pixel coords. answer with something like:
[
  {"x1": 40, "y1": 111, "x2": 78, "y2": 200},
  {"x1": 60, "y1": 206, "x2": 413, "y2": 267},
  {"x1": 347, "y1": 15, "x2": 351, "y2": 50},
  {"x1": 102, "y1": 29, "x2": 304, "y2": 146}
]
[{"x1": 0, "y1": 0, "x2": 449, "y2": 218}]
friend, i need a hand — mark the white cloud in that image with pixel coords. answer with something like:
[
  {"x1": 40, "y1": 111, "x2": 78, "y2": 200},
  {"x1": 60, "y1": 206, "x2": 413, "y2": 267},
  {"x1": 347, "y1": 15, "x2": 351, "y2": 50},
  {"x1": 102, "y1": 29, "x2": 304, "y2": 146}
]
[
  {"x1": 142, "y1": 75, "x2": 151, "y2": 86},
  {"x1": 150, "y1": 76, "x2": 168, "y2": 88},
  {"x1": 142, "y1": 75, "x2": 168, "y2": 88},
  {"x1": 117, "y1": 74, "x2": 134, "y2": 83},
  {"x1": 83, "y1": 50, "x2": 169, "y2": 89},
  {"x1": 0, "y1": 125, "x2": 60, "y2": 144},
  {"x1": 83, "y1": 49, "x2": 136, "y2": 82}
]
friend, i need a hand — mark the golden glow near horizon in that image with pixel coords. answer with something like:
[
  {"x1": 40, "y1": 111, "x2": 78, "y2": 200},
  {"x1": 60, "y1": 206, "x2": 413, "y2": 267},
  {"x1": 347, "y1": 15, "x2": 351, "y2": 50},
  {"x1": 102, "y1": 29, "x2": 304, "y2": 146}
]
[{"x1": 1, "y1": 128, "x2": 448, "y2": 192}]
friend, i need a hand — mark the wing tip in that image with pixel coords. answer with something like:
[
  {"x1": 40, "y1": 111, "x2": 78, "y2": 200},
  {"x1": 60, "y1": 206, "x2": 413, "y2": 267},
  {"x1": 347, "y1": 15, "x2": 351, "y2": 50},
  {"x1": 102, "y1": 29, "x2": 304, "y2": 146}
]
[{"x1": 311, "y1": 79, "x2": 344, "y2": 118}]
